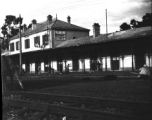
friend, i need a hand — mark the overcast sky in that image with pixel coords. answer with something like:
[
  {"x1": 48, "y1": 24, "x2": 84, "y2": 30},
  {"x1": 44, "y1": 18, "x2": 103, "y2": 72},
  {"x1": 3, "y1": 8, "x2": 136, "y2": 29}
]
[{"x1": 0, "y1": 0, "x2": 151, "y2": 37}]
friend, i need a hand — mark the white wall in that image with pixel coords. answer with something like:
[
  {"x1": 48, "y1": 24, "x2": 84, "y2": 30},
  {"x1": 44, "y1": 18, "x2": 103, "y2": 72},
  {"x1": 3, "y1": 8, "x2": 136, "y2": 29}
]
[
  {"x1": 79, "y1": 59, "x2": 83, "y2": 70},
  {"x1": 66, "y1": 60, "x2": 73, "y2": 70},
  {"x1": 51, "y1": 61, "x2": 57, "y2": 71},
  {"x1": 9, "y1": 30, "x2": 52, "y2": 55},
  {"x1": 146, "y1": 54, "x2": 152, "y2": 67},
  {"x1": 41, "y1": 62, "x2": 44, "y2": 72},
  {"x1": 30, "y1": 63, "x2": 35, "y2": 73},
  {"x1": 102, "y1": 57, "x2": 111, "y2": 68},
  {"x1": 78, "y1": 59, "x2": 90, "y2": 70},
  {"x1": 22, "y1": 64, "x2": 25, "y2": 70},
  {"x1": 123, "y1": 55, "x2": 132, "y2": 67},
  {"x1": 85, "y1": 59, "x2": 90, "y2": 69}
]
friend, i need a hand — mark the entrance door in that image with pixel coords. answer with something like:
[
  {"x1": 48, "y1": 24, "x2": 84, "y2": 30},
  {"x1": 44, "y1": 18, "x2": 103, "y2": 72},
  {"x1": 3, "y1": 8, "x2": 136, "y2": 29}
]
[
  {"x1": 111, "y1": 60, "x2": 119, "y2": 70},
  {"x1": 135, "y1": 52, "x2": 145, "y2": 70},
  {"x1": 35, "y1": 60, "x2": 40, "y2": 74},
  {"x1": 90, "y1": 59, "x2": 97, "y2": 71},
  {"x1": 73, "y1": 59, "x2": 79, "y2": 71},
  {"x1": 44, "y1": 59, "x2": 48, "y2": 72},
  {"x1": 26, "y1": 62, "x2": 30, "y2": 73},
  {"x1": 57, "y1": 61, "x2": 62, "y2": 71},
  {"x1": 111, "y1": 57, "x2": 119, "y2": 70}
]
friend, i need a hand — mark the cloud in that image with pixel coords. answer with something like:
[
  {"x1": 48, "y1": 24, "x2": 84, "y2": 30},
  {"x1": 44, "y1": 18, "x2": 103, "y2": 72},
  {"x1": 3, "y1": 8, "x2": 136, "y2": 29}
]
[
  {"x1": 109, "y1": 1, "x2": 151, "y2": 22},
  {"x1": 105, "y1": 0, "x2": 151, "y2": 32}
]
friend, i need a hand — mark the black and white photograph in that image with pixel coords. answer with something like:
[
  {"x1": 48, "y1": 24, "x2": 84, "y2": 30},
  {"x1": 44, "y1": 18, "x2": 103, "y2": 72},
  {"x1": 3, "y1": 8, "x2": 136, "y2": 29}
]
[{"x1": 1, "y1": 0, "x2": 152, "y2": 119}]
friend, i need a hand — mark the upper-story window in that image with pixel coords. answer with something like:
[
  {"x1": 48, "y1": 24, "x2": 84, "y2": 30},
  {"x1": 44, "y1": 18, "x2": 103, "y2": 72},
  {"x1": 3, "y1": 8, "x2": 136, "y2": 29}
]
[
  {"x1": 55, "y1": 31, "x2": 66, "y2": 40},
  {"x1": 10, "y1": 43, "x2": 14, "y2": 51},
  {"x1": 43, "y1": 34, "x2": 48, "y2": 45},
  {"x1": 25, "y1": 39, "x2": 30, "y2": 49},
  {"x1": 16, "y1": 41, "x2": 20, "y2": 50},
  {"x1": 34, "y1": 36, "x2": 40, "y2": 47}
]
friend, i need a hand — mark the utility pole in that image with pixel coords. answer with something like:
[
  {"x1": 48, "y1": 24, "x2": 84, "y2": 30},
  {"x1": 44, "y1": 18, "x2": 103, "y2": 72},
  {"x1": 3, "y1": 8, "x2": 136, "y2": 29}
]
[
  {"x1": 105, "y1": 9, "x2": 108, "y2": 39},
  {"x1": 105, "y1": 9, "x2": 108, "y2": 72},
  {"x1": 19, "y1": 14, "x2": 22, "y2": 75}
]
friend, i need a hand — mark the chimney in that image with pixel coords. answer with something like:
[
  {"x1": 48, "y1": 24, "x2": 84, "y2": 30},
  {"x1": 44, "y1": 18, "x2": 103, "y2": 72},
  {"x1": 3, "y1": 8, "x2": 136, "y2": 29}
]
[
  {"x1": 47, "y1": 15, "x2": 52, "y2": 25},
  {"x1": 67, "y1": 16, "x2": 71, "y2": 24},
  {"x1": 32, "y1": 19, "x2": 37, "y2": 30},
  {"x1": 93, "y1": 23, "x2": 100, "y2": 38},
  {"x1": 22, "y1": 24, "x2": 27, "y2": 33}
]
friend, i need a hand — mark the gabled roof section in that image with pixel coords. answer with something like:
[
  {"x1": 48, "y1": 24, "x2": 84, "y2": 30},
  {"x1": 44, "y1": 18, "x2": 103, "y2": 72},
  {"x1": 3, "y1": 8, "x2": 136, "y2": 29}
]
[
  {"x1": 10, "y1": 19, "x2": 90, "y2": 41},
  {"x1": 57, "y1": 36, "x2": 94, "y2": 48},
  {"x1": 57, "y1": 26, "x2": 152, "y2": 48},
  {"x1": 52, "y1": 20, "x2": 90, "y2": 31}
]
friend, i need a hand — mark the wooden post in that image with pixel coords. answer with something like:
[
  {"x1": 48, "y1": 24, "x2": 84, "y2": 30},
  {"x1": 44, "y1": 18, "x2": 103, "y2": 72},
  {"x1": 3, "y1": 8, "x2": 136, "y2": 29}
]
[
  {"x1": 82, "y1": 50, "x2": 85, "y2": 73},
  {"x1": 122, "y1": 54, "x2": 124, "y2": 71},
  {"x1": 83, "y1": 59, "x2": 85, "y2": 73},
  {"x1": 148, "y1": 52, "x2": 151, "y2": 69},
  {"x1": 80, "y1": 50, "x2": 86, "y2": 73},
  {"x1": 48, "y1": 53, "x2": 50, "y2": 73},
  {"x1": 131, "y1": 45, "x2": 134, "y2": 72},
  {"x1": 105, "y1": 47, "x2": 107, "y2": 72},
  {"x1": 100, "y1": 57, "x2": 103, "y2": 72},
  {"x1": 150, "y1": 68, "x2": 152, "y2": 116},
  {"x1": 19, "y1": 14, "x2": 22, "y2": 75},
  {"x1": 64, "y1": 51, "x2": 67, "y2": 71},
  {"x1": 111, "y1": 55, "x2": 113, "y2": 71}
]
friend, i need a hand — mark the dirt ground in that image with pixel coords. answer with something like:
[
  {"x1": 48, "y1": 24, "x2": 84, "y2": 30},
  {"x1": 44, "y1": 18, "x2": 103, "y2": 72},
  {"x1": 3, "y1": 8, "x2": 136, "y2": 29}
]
[{"x1": 30, "y1": 79, "x2": 151, "y2": 102}]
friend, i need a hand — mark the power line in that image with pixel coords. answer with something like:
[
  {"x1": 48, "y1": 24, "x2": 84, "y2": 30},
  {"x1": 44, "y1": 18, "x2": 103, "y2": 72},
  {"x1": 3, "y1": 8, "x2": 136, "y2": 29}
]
[
  {"x1": 23, "y1": 1, "x2": 123, "y2": 16},
  {"x1": 23, "y1": 0, "x2": 84, "y2": 15},
  {"x1": 23, "y1": 1, "x2": 129, "y2": 18}
]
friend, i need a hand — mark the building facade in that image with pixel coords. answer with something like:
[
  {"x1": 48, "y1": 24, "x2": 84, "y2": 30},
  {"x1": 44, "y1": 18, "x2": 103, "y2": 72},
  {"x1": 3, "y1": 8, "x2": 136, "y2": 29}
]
[{"x1": 5, "y1": 16, "x2": 152, "y2": 74}]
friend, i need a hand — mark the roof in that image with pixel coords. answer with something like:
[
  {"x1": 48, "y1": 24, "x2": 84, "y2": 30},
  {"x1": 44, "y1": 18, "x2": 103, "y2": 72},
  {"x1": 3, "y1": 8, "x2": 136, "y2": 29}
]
[
  {"x1": 10, "y1": 19, "x2": 90, "y2": 41},
  {"x1": 57, "y1": 26, "x2": 152, "y2": 48},
  {"x1": 52, "y1": 20, "x2": 90, "y2": 31}
]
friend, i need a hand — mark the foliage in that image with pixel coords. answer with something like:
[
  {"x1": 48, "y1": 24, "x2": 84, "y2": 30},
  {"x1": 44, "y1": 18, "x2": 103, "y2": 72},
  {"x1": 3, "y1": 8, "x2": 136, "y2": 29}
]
[
  {"x1": 1, "y1": 15, "x2": 23, "y2": 37},
  {"x1": 0, "y1": 15, "x2": 38, "y2": 50},
  {"x1": 120, "y1": 22, "x2": 131, "y2": 31},
  {"x1": 1, "y1": 15, "x2": 27, "y2": 50},
  {"x1": 120, "y1": 13, "x2": 152, "y2": 31}
]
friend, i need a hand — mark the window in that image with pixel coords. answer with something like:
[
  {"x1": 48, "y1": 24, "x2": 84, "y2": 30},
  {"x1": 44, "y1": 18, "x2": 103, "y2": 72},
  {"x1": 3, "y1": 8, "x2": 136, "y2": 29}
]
[
  {"x1": 55, "y1": 31, "x2": 66, "y2": 40},
  {"x1": 25, "y1": 39, "x2": 30, "y2": 49},
  {"x1": 16, "y1": 41, "x2": 20, "y2": 50},
  {"x1": 43, "y1": 35, "x2": 48, "y2": 45},
  {"x1": 34, "y1": 36, "x2": 40, "y2": 47},
  {"x1": 10, "y1": 43, "x2": 14, "y2": 51}
]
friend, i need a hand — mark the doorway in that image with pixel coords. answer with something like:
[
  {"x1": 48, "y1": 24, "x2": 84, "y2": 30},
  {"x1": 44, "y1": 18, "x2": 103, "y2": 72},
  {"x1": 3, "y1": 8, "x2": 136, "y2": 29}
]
[
  {"x1": 111, "y1": 57, "x2": 119, "y2": 70},
  {"x1": 135, "y1": 52, "x2": 145, "y2": 70}
]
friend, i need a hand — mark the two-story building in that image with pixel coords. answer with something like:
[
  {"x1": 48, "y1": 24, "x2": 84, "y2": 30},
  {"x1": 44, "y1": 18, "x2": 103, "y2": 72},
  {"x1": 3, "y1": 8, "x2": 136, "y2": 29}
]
[
  {"x1": 8, "y1": 15, "x2": 90, "y2": 73},
  {"x1": 4, "y1": 15, "x2": 152, "y2": 74}
]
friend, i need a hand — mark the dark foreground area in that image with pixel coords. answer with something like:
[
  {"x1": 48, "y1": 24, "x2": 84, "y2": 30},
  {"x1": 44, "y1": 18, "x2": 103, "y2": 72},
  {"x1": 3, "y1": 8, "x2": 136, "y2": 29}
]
[
  {"x1": 6, "y1": 75, "x2": 150, "y2": 103},
  {"x1": 32, "y1": 79, "x2": 151, "y2": 102}
]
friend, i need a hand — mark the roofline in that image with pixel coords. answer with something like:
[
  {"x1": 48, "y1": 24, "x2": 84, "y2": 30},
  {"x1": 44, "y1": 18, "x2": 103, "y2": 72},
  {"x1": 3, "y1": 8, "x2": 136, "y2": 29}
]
[
  {"x1": 55, "y1": 34, "x2": 152, "y2": 49},
  {"x1": 52, "y1": 19, "x2": 90, "y2": 31},
  {"x1": 10, "y1": 19, "x2": 90, "y2": 41},
  {"x1": 10, "y1": 28, "x2": 90, "y2": 41},
  {"x1": 52, "y1": 28, "x2": 90, "y2": 31},
  {"x1": 7, "y1": 35, "x2": 151, "y2": 58}
]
